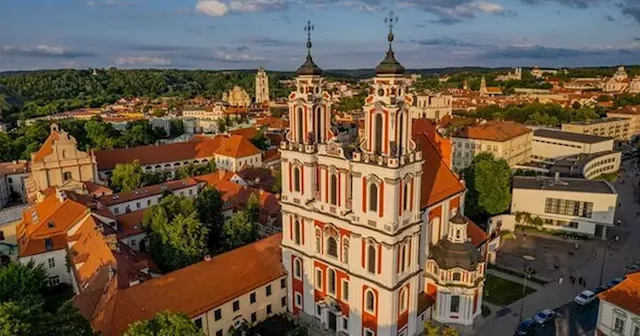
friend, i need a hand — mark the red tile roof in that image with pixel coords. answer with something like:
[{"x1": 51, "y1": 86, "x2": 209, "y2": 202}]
[
  {"x1": 214, "y1": 135, "x2": 261, "y2": 158},
  {"x1": 95, "y1": 137, "x2": 225, "y2": 170},
  {"x1": 598, "y1": 272, "x2": 640, "y2": 316},
  {"x1": 608, "y1": 105, "x2": 640, "y2": 115},
  {"x1": 0, "y1": 160, "x2": 29, "y2": 176},
  {"x1": 32, "y1": 131, "x2": 60, "y2": 161},
  {"x1": 98, "y1": 178, "x2": 198, "y2": 206},
  {"x1": 116, "y1": 209, "x2": 146, "y2": 239},
  {"x1": 412, "y1": 127, "x2": 466, "y2": 209},
  {"x1": 466, "y1": 218, "x2": 489, "y2": 247},
  {"x1": 229, "y1": 127, "x2": 259, "y2": 139},
  {"x1": 452, "y1": 120, "x2": 532, "y2": 142},
  {"x1": 87, "y1": 234, "x2": 285, "y2": 336}
]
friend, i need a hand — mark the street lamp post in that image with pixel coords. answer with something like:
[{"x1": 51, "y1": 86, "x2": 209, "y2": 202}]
[
  {"x1": 519, "y1": 255, "x2": 536, "y2": 323},
  {"x1": 599, "y1": 240, "x2": 613, "y2": 287}
]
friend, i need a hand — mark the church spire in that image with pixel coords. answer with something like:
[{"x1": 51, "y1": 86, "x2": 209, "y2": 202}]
[
  {"x1": 296, "y1": 20, "x2": 323, "y2": 76},
  {"x1": 375, "y1": 11, "x2": 405, "y2": 76}
]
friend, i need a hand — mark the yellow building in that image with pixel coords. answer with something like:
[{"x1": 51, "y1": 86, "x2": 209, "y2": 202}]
[
  {"x1": 223, "y1": 85, "x2": 251, "y2": 107},
  {"x1": 451, "y1": 121, "x2": 533, "y2": 171},
  {"x1": 561, "y1": 117, "x2": 632, "y2": 141},
  {"x1": 24, "y1": 123, "x2": 100, "y2": 202},
  {"x1": 607, "y1": 106, "x2": 640, "y2": 136}
]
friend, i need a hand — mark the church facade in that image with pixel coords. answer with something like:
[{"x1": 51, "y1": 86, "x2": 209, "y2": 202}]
[
  {"x1": 256, "y1": 67, "x2": 270, "y2": 104},
  {"x1": 280, "y1": 20, "x2": 487, "y2": 336}
]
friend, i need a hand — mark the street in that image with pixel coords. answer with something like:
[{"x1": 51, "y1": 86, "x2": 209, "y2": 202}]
[{"x1": 474, "y1": 152, "x2": 640, "y2": 336}]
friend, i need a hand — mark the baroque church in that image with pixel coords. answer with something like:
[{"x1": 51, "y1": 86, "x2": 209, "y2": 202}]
[{"x1": 280, "y1": 19, "x2": 487, "y2": 336}]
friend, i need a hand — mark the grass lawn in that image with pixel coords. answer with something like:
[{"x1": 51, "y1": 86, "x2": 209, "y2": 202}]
[{"x1": 483, "y1": 274, "x2": 536, "y2": 306}]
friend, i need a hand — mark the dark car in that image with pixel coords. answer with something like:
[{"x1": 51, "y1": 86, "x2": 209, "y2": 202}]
[
  {"x1": 515, "y1": 318, "x2": 537, "y2": 336},
  {"x1": 594, "y1": 286, "x2": 609, "y2": 294},
  {"x1": 607, "y1": 278, "x2": 624, "y2": 288}
]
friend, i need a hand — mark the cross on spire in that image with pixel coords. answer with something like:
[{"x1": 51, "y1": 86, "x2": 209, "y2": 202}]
[
  {"x1": 304, "y1": 20, "x2": 314, "y2": 57},
  {"x1": 384, "y1": 11, "x2": 398, "y2": 51}
]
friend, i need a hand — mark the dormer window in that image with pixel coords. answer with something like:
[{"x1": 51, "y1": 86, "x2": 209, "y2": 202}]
[
  {"x1": 44, "y1": 238, "x2": 53, "y2": 251},
  {"x1": 47, "y1": 221, "x2": 55, "y2": 229}
]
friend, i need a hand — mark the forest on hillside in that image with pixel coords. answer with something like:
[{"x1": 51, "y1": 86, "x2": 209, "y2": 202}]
[{"x1": 0, "y1": 69, "x2": 293, "y2": 122}]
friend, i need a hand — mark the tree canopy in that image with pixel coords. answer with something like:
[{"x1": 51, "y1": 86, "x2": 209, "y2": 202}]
[
  {"x1": 124, "y1": 311, "x2": 204, "y2": 336},
  {"x1": 456, "y1": 102, "x2": 600, "y2": 127},
  {"x1": 110, "y1": 160, "x2": 144, "y2": 192},
  {"x1": 0, "y1": 262, "x2": 93, "y2": 336},
  {"x1": 143, "y1": 195, "x2": 209, "y2": 272},
  {"x1": 463, "y1": 153, "x2": 512, "y2": 220},
  {"x1": 223, "y1": 210, "x2": 257, "y2": 251},
  {"x1": 194, "y1": 187, "x2": 225, "y2": 252}
]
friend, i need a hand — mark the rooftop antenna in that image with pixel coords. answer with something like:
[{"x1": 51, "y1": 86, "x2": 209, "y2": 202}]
[
  {"x1": 304, "y1": 20, "x2": 314, "y2": 58},
  {"x1": 384, "y1": 11, "x2": 399, "y2": 52}
]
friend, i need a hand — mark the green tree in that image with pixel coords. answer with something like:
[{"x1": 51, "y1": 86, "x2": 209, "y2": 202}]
[
  {"x1": 223, "y1": 211, "x2": 256, "y2": 250},
  {"x1": 124, "y1": 311, "x2": 204, "y2": 336},
  {"x1": 0, "y1": 261, "x2": 47, "y2": 302},
  {"x1": 110, "y1": 160, "x2": 144, "y2": 192},
  {"x1": 442, "y1": 327, "x2": 460, "y2": 336},
  {"x1": 174, "y1": 162, "x2": 216, "y2": 179},
  {"x1": 143, "y1": 196, "x2": 209, "y2": 272},
  {"x1": 194, "y1": 187, "x2": 225, "y2": 251},
  {"x1": 423, "y1": 321, "x2": 440, "y2": 336},
  {"x1": 250, "y1": 128, "x2": 270, "y2": 150},
  {"x1": 245, "y1": 193, "x2": 261, "y2": 224},
  {"x1": 170, "y1": 119, "x2": 184, "y2": 137},
  {"x1": 463, "y1": 153, "x2": 511, "y2": 220},
  {"x1": 0, "y1": 298, "x2": 50, "y2": 336},
  {"x1": 52, "y1": 301, "x2": 94, "y2": 336},
  {"x1": 271, "y1": 170, "x2": 282, "y2": 194}
]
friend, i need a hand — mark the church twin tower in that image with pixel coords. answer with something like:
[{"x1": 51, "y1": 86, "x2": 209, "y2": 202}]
[{"x1": 280, "y1": 15, "x2": 437, "y2": 336}]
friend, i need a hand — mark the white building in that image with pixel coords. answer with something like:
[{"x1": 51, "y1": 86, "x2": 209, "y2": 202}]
[
  {"x1": 596, "y1": 272, "x2": 640, "y2": 336},
  {"x1": 511, "y1": 176, "x2": 618, "y2": 237},
  {"x1": 451, "y1": 121, "x2": 533, "y2": 171},
  {"x1": 256, "y1": 67, "x2": 270, "y2": 104},
  {"x1": 531, "y1": 129, "x2": 615, "y2": 163},
  {"x1": 0, "y1": 161, "x2": 29, "y2": 208},
  {"x1": 410, "y1": 93, "x2": 452, "y2": 121},
  {"x1": 279, "y1": 30, "x2": 487, "y2": 336}
]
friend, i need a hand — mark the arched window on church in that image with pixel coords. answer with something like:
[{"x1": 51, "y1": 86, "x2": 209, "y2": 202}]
[
  {"x1": 294, "y1": 221, "x2": 301, "y2": 245},
  {"x1": 296, "y1": 107, "x2": 303, "y2": 142},
  {"x1": 328, "y1": 269, "x2": 336, "y2": 295},
  {"x1": 342, "y1": 238, "x2": 349, "y2": 263},
  {"x1": 294, "y1": 259, "x2": 302, "y2": 279},
  {"x1": 330, "y1": 174, "x2": 337, "y2": 206},
  {"x1": 315, "y1": 107, "x2": 322, "y2": 143},
  {"x1": 63, "y1": 172, "x2": 72, "y2": 181},
  {"x1": 398, "y1": 113, "x2": 404, "y2": 156},
  {"x1": 367, "y1": 244, "x2": 376, "y2": 274},
  {"x1": 365, "y1": 289, "x2": 376, "y2": 313},
  {"x1": 293, "y1": 167, "x2": 301, "y2": 192},
  {"x1": 374, "y1": 113, "x2": 383, "y2": 155},
  {"x1": 399, "y1": 287, "x2": 408, "y2": 312},
  {"x1": 369, "y1": 183, "x2": 378, "y2": 212},
  {"x1": 403, "y1": 181, "x2": 409, "y2": 211},
  {"x1": 327, "y1": 237, "x2": 338, "y2": 258}
]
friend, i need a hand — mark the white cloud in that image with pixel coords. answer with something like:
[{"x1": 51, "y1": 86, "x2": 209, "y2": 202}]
[
  {"x1": 114, "y1": 56, "x2": 172, "y2": 66},
  {"x1": 196, "y1": 0, "x2": 229, "y2": 16},
  {"x1": 212, "y1": 51, "x2": 264, "y2": 62},
  {"x1": 0, "y1": 45, "x2": 94, "y2": 58}
]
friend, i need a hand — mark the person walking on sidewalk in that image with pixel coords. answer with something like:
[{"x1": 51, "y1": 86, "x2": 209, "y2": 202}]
[{"x1": 558, "y1": 277, "x2": 563, "y2": 285}]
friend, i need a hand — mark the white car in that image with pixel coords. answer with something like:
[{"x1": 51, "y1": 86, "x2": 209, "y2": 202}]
[
  {"x1": 574, "y1": 290, "x2": 597, "y2": 305},
  {"x1": 534, "y1": 308, "x2": 556, "y2": 325}
]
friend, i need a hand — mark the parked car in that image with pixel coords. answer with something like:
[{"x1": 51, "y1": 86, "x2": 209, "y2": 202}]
[
  {"x1": 515, "y1": 318, "x2": 537, "y2": 336},
  {"x1": 594, "y1": 286, "x2": 609, "y2": 294},
  {"x1": 534, "y1": 308, "x2": 556, "y2": 325},
  {"x1": 607, "y1": 278, "x2": 624, "y2": 288},
  {"x1": 574, "y1": 290, "x2": 597, "y2": 305}
]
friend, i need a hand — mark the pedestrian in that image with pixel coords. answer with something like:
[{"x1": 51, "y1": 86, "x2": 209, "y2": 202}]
[
  {"x1": 578, "y1": 277, "x2": 584, "y2": 286},
  {"x1": 583, "y1": 279, "x2": 587, "y2": 288},
  {"x1": 570, "y1": 276, "x2": 575, "y2": 285},
  {"x1": 558, "y1": 277, "x2": 563, "y2": 285}
]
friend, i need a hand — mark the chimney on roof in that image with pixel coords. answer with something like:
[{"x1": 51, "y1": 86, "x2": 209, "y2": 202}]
[{"x1": 108, "y1": 265, "x2": 115, "y2": 280}]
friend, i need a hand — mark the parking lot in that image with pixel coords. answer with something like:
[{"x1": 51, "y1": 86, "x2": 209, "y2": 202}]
[{"x1": 524, "y1": 299, "x2": 599, "y2": 336}]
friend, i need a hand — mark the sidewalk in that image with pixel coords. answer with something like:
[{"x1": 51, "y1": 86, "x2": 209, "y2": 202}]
[{"x1": 486, "y1": 268, "x2": 545, "y2": 291}]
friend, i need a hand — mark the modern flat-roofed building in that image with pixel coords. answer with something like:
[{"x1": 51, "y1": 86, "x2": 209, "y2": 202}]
[
  {"x1": 596, "y1": 272, "x2": 640, "y2": 336},
  {"x1": 532, "y1": 129, "x2": 614, "y2": 163},
  {"x1": 561, "y1": 117, "x2": 632, "y2": 141},
  {"x1": 511, "y1": 176, "x2": 618, "y2": 237},
  {"x1": 451, "y1": 121, "x2": 533, "y2": 171},
  {"x1": 607, "y1": 105, "x2": 640, "y2": 136}
]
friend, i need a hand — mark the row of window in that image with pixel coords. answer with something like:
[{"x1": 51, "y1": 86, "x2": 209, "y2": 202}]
[
  {"x1": 544, "y1": 198, "x2": 594, "y2": 218},
  {"x1": 212, "y1": 279, "x2": 285, "y2": 321},
  {"x1": 612, "y1": 315, "x2": 640, "y2": 335},
  {"x1": 533, "y1": 139, "x2": 584, "y2": 149},
  {"x1": 543, "y1": 218, "x2": 579, "y2": 229},
  {"x1": 205, "y1": 298, "x2": 284, "y2": 336}
]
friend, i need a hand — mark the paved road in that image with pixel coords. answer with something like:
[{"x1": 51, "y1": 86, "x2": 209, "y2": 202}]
[
  {"x1": 536, "y1": 300, "x2": 599, "y2": 336},
  {"x1": 474, "y1": 156, "x2": 640, "y2": 336}
]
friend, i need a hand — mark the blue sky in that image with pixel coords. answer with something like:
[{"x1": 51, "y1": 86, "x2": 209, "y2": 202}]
[{"x1": 0, "y1": 0, "x2": 639, "y2": 71}]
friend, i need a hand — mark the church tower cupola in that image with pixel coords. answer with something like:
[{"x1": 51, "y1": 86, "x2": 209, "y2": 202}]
[
  {"x1": 361, "y1": 12, "x2": 415, "y2": 160},
  {"x1": 375, "y1": 12, "x2": 405, "y2": 76},
  {"x1": 287, "y1": 20, "x2": 332, "y2": 146}
]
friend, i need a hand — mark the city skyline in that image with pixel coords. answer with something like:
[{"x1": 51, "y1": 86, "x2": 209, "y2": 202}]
[{"x1": 1, "y1": 0, "x2": 640, "y2": 71}]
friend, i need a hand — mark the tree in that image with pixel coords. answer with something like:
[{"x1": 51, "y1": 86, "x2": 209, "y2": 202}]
[
  {"x1": 0, "y1": 298, "x2": 50, "y2": 336},
  {"x1": 245, "y1": 193, "x2": 261, "y2": 224},
  {"x1": 174, "y1": 161, "x2": 216, "y2": 179},
  {"x1": 271, "y1": 170, "x2": 282, "y2": 194},
  {"x1": 124, "y1": 311, "x2": 204, "y2": 336},
  {"x1": 143, "y1": 196, "x2": 209, "y2": 272},
  {"x1": 441, "y1": 327, "x2": 460, "y2": 336},
  {"x1": 170, "y1": 119, "x2": 184, "y2": 137},
  {"x1": 463, "y1": 153, "x2": 511, "y2": 220},
  {"x1": 423, "y1": 321, "x2": 440, "y2": 336},
  {"x1": 110, "y1": 160, "x2": 144, "y2": 192},
  {"x1": 223, "y1": 211, "x2": 256, "y2": 250},
  {"x1": 52, "y1": 301, "x2": 94, "y2": 336},
  {"x1": 195, "y1": 187, "x2": 225, "y2": 251},
  {"x1": 0, "y1": 261, "x2": 47, "y2": 302},
  {"x1": 250, "y1": 128, "x2": 270, "y2": 150}
]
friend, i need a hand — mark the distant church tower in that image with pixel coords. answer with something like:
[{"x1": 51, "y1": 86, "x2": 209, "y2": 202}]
[{"x1": 255, "y1": 66, "x2": 270, "y2": 104}]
